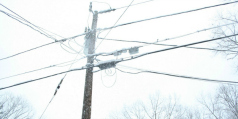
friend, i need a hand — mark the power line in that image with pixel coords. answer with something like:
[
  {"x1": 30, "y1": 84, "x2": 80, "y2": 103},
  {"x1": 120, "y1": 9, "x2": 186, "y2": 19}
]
[
  {"x1": 95, "y1": 34, "x2": 238, "y2": 65},
  {"x1": 0, "y1": 32, "x2": 87, "y2": 61},
  {"x1": 39, "y1": 48, "x2": 84, "y2": 118},
  {"x1": 0, "y1": 3, "x2": 63, "y2": 41},
  {"x1": 118, "y1": 34, "x2": 238, "y2": 63},
  {"x1": 0, "y1": 10, "x2": 56, "y2": 40},
  {"x1": 0, "y1": 4, "x2": 83, "y2": 54},
  {"x1": 0, "y1": 41, "x2": 56, "y2": 61},
  {"x1": 100, "y1": 1, "x2": 238, "y2": 31},
  {"x1": 157, "y1": 23, "x2": 237, "y2": 43},
  {"x1": 0, "y1": 56, "x2": 86, "y2": 80},
  {"x1": 114, "y1": 0, "x2": 155, "y2": 10},
  {"x1": 98, "y1": 22, "x2": 237, "y2": 43},
  {"x1": 0, "y1": 66, "x2": 88, "y2": 91},
  {"x1": 95, "y1": 0, "x2": 134, "y2": 50},
  {"x1": 0, "y1": 10, "x2": 82, "y2": 53},
  {"x1": 96, "y1": 23, "x2": 238, "y2": 55},
  {"x1": 116, "y1": 65, "x2": 238, "y2": 84},
  {"x1": 1, "y1": 33, "x2": 237, "y2": 90},
  {"x1": 39, "y1": 96, "x2": 54, "y2": 119},
  {"x1": 99, "y1": 38, "x2": 238, "y2": 53}
]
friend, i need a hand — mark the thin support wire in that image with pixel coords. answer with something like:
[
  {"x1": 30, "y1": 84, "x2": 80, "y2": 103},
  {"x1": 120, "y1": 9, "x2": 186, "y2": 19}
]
[{"x1": 95, "y1": 0, "x2": 135, "y2": 51}]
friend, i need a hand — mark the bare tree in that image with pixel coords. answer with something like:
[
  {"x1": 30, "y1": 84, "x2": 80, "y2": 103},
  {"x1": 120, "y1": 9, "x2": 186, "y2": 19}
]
[
  {"x1": 110, "y1": 93, "x2": 188, "y2": 119},
  {"x1": 213, "y1": 1, "x2": 238, "y2": 62},
  {"x1": 110, "y1": 85, "x2": 238, "y2": 119},
  {"x1": 198, "y1": 84, "x2": 238, "y2": 119},
  {"x1": 0, "y1": 94, "x2": 34, "y2": 119}
]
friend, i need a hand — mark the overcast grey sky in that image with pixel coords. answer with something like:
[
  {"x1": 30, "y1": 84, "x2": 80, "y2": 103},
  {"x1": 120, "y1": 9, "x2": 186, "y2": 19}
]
[{"x1": 0, "y1": 0, "x2": 238, "y2": 118}]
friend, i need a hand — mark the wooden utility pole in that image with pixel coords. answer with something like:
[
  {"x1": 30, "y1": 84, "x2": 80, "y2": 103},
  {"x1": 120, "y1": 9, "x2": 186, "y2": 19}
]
[{"x1": 82, "y1": 10, "x2": 98, "y2": 119}]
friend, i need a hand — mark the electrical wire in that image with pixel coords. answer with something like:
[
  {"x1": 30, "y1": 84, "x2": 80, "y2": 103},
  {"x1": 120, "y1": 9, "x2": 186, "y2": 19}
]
[
  {"x1": 95, "y1": 0, "x2": 134, "y2": 50},
  {"x1": 157, "y1": 23, "x2": 237, "y2": 43},
  {"x1": 0, "y1": 3, "x2": 63, "y2": 42},
  {"x1": 39, "y1": 96, "x2": 54, "y2": 119},
  {"x1": 100, "y1": 68, "x2": 117, "y2": 88},
  {"x1": 39, "y1": 46, "x2": 84, "y2": 118},
  {"x1": 68, "y1": 39, "x2": 84, "y2": 55},
  {"x1": 118, "y1": 33, "x2": 238, "y2": 63},
  {"x1": 73, "y1": 39, "x2": 84, "y2": 47},
  {"x1": 2, "y1": 33, "x2": 237, "y2": 91},
  {"x1": 0, "y1": 65, "x2": 54, "y2": 81},
  {"x1": 116, "y1": 67, "x2": 142, "y2": 74},
  {"x1": 114, "y1": 0, "x2": 154, "y2": 10},
  {"x1": 0, "y1": 66, "x2": 88, "y2": 91},
  {"x1": 0, "y1": 10, "x2": 56, "y2": 40},
  {"x1": 0, "y1": 56, "x2": 87, "y2": 81},
  {"x1": 0, "y1": 3, "x2": 51, "y2": 34},
  {"x1": 0, "y1": 32, "x2": 87, "y2": 61},
  {"x1": 0, "y1": 9, "x2": 83, "y2": 54},
  {"x1": 60, "y1": 42, "x2": 80, "y2": 54},
  {"x1": 95, "y1": 23, "x2": 238, "y2": 57},
  {"x1": 0, "y1": 41, "x2": 56, "y2": 61},
  {"x1": 99, "y1": 38, "x2": 238, "y2": 53},
  {"x1": 6, "y1": 28, "x2": 231, "y2": 81},
  {"x1": 116, "y1": 65, "x2": 238, "y2": 84},
  {"x1": 100, "y1": 1, "x2": 238, "y2": 31},
  {"x1": 0, "y1": 4, "x2": 83, "y2": 54},
  {"x1": 98, "y1": 22, "x2": 238, "y2": 42}
]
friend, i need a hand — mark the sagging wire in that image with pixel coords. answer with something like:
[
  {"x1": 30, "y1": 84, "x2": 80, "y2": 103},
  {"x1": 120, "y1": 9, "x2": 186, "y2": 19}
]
[
  {"x1": 100, "y1": 68, "x2": 117, "y2": 88},
  {"x1": 68, "y1": 38, "x2": 84, "y2": 54},
  {"x1": 73, "y1": 39, "x2": 84, "y2": 47}
]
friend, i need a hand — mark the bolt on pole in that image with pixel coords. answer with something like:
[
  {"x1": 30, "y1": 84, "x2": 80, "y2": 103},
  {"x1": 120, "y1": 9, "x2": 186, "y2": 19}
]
[{"x1": 81, "y1": 10, "x2": 98, "y2": 119}]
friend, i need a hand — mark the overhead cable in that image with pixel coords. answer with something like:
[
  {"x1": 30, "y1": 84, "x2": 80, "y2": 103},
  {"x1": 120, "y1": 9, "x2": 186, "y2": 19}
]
[
  {"x1": 0, "y1": 9, "x2": 82, "y2": 53},
  {"x1": 116, "y1": 34, "x2": 238, "y2": 63},
  {"x1": 0, "y1": 66, "x2": 88, "y2": 91},
  {"x1": 39, "y1": 96, "x2": 54, "y2": 119},
  {"x1": 0, "y1": 58, "x2": 115, "y2": 90},
  {"x1": 114, "y1": 0, "x2": 155, "y2": 10},
  {"x1": 157, "y1": 23, "x2": 237, "y2": 43},
  {"x1": 0, "y1": 10, "x2": 56, "y2": 40},
  {"x1": 95, "y1": 0, "x2": 134, "y2": 50},
  {"x1": 97, "y1": 23, "x2": 238, "y2": 54},
  {"x1": 116, "y1": 65, "x2": 238, "y2": 84},
  {"x1": 100, "y1": 38, "x2": 238, "y2": 53},
  {"x1": 0, "y1": 32, "x2": 87, "y2": 61},
  {"x1": 98, "y1": 0, "x2": 155, "y2": 14},
  {"x1": 0, "y1": 4, "x2": 83, "y2": 54},
  {"x1": 0, "y1": 41, "x2": 55, "y2": 61},
  {"x1": 98, "y1": 22, "x2": 237, "y2": 43},
  {"x1": 2, "y1": 34, "x2": 238, "y2": 90},
  {"x1": 39, "y1": 48, "x2": 84, "y2": 118},
  {"x1": 100, "y1": 1, "x2": 238, "y2": 31},
  {"x1": 0, "y1": 56, "x2": 86, "y2": 80}
]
